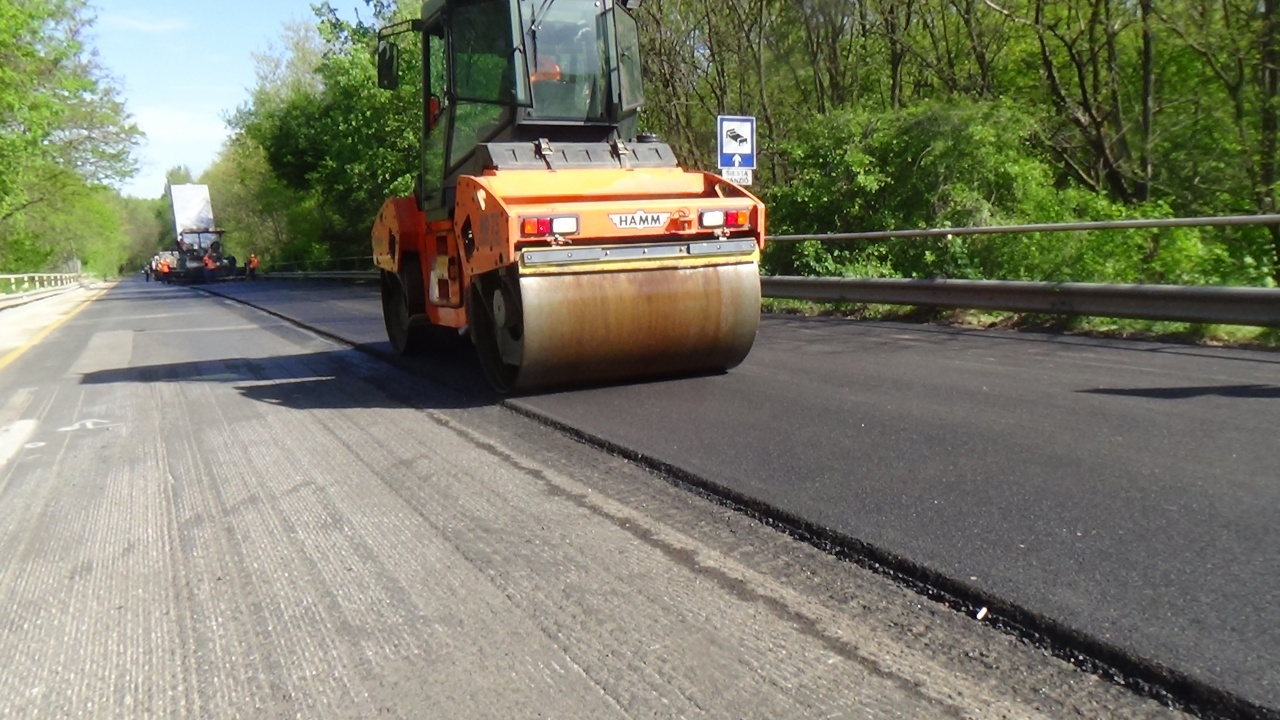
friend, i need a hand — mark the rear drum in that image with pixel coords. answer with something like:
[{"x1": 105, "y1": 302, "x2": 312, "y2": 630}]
[{"x1": 470, "y1": 262, "x2": 761, "y2": 393}]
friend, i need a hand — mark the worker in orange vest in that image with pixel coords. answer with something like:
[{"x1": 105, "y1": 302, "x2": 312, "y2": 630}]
[
  {"x1": 202, "y1": 252, "x2": 217, "y2": 283},
  {"x1": 247, "y1": 254, "x2": 259, "y2": 281},
  {"x1": 158, "y1": 258, "x2": 171, "y2": 284}
]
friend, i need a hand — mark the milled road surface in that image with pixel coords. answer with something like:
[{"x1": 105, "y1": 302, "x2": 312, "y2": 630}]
[
  {"x1": 201, "y1": 277, "x2": 1280, "y2": 718},
  {"x1": 0, "y1": 279, "x2": 1191, "y2": 718}
]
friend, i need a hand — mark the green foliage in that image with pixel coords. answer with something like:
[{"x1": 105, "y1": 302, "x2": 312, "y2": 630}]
[
  {"x1": 201, "y1": 0, "x2": 1280, "y2": 291},
  {"x1": 761, "y1": 99, "x2": 1261, "y2": 286},
  {"x1": 0, "y1": 166, "x2": 162, "y2": 276},
  {"x1": 222, "y1": 1, "x2": 424, "y2": 263},
  {"x1": 0, "y1": 0, "x2": 144, "y2": 274}
]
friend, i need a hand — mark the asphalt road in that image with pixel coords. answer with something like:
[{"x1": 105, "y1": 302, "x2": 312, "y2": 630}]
[
  {"x1": 0, "y1": 278, "x2": 1190, "y2": 719},
  {"x1": 200, "y1": 277, "x2": 1280, "y2": 718}
]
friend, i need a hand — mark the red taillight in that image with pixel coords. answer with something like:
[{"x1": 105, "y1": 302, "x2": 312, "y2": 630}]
[
  {"x1": 521, "y1": 217, "x2": 553, "y2": 236},
  {"x1": 521, "y1": 216, "x2": 578, "y2": 236},
  {"x1": 726, "y1": 210, "x2": 749, "y2": 227}
]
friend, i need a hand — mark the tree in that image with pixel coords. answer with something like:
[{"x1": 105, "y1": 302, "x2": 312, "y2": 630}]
[
  {"x1": 0, "y1": 0, "x2": 143, "y2": 274},
  {"x1": 225, "y1": 1, "x2": 423, "y2": 261},
  {"x1": 197, "y1": 0, "x2": 1280, "y2": 285}
]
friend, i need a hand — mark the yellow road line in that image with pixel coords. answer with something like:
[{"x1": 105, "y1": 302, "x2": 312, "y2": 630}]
[{"x1": 0, "y1": 285, "x2": 110, "y2": 374}]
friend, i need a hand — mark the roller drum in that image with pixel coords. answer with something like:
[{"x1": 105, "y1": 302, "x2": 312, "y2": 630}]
[{"x1": 481, "y1": 262, "x2": 761, "y2": 392}]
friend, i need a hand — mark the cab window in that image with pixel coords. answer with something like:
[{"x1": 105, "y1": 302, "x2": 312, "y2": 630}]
[
  {"x1": 521, "y1": 0, "x2": 610, "y2": 121},
  {"x1": 451, "y1": 0, "x2": 518, "y2": 103}
]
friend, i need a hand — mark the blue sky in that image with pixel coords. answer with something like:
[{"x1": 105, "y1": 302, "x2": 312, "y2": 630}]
[{"x1": 92, "y1": 0, "x2": 364, "y2": 199}]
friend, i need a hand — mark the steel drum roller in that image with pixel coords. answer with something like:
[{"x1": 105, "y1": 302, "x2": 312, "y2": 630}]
[{"x1": 475, "y1": 261, "x2": 762, "y2": 392}]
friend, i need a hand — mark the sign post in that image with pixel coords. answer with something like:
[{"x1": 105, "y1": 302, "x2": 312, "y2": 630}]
[{"x1": 717, "y1": 115, "x2": 756, "y2": 186}]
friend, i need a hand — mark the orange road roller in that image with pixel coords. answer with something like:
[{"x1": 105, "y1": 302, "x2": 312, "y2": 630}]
[{"x1": 372, "y1": 0, "x2": 765, "y2": 393}]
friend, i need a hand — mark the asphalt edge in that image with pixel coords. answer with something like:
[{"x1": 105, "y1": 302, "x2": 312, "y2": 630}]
[
  {"x1": 202, "y1": 280, "x2": 1277, "y2": 720},
  {"x1": 502, "y1": 400, "x2": 1276, "y2": 720}
]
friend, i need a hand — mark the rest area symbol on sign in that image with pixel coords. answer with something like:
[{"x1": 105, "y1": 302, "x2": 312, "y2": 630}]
[{"x1": 717, "y1": 115, "x2": 757, "y2": 170}]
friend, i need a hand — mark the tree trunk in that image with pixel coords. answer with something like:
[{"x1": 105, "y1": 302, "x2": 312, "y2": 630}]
[
  {"x1": 1262, "y1": 0, "x2": 1280, "y2": 280},
  {"x1": 1139, "y1": 0, "x2": 1154, "y2": 203},
  {"x1": 756, "y1": 0, "x2": 777, "y2": 182},
  {"x1": 886, "y1": 2, "x2": 907, "y2": 109}
]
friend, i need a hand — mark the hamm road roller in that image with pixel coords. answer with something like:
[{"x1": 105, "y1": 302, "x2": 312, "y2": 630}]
[{"x1": 373, "y1": 0, "x2": 765, "y2": 392}]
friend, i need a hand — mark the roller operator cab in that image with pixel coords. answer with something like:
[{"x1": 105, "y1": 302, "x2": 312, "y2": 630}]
[{"x1": 372, "y1": 0, "x2": 766, "y2": 393}]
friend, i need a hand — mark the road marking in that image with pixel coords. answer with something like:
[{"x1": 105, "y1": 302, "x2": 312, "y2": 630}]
[
  {"x1": 115, "y1": 311, "x2": 204, "y2": 321},
  {"x1": 0, "y1": 420, "x2": 38, "y2": 470},
  {"x1": 56, "y1": 419, "x2": 118, "y2": 432},
  {"x1": 152, "y1": 324, "x2": 263, "y2": 334},
  {"x1": 0, "y1": 286, "x2": 108, "y2": 374},
  {"x1": 70, "y1": 330, "x2": 134, "y2": 376}
]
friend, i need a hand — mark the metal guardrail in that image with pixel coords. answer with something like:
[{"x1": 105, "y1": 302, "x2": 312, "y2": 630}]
[
  {"x1": 767, "y1": 213, "x2": 1280, "y2": 242},
  {"x1": 762, "y1": 277, "x2": 1280, "y2": 327},
  {"x1": 260, "y1": 214, "x2": 1280, "y2": 328},
  {"x1": 267, "y1": 257, "x2": 372, "y2": 273},
  {"x1": 0, "y1": 273, "x2": 81, "y2": 294},
  {"x1": 265, "y1": 269, "x2": 1280, "y2": 328},
  {"x1": 0, "y1": 274, "x2": 84, "y2": 311},
  {"x1": 765, "y1": 213, "x2": 1280, "y2": 327},
  {"x1": 264, "y1": 270, "x2": 378, "y2": 280}
]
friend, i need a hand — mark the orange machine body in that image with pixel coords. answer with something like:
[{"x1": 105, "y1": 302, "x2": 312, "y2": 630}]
[{"x1": 372, "y1": 166, "x2": 766, "y2": 333}]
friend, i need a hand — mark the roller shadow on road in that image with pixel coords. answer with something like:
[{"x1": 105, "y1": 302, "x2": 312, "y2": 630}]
[{"x1": 77, "y1": 349, "x2": 490, "y2": 412}]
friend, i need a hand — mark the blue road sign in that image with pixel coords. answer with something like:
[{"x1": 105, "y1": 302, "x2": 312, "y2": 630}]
[{"x1": 717, "y1": 115, "x2": 756, "y2": 170}]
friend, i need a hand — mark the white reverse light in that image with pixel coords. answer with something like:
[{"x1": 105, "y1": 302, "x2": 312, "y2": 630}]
[
  {"x1": 700, "y1": 210, "x2": 726, "y2": 228},
  {"x1": 551, "y1": 216, "x2": 578, "y2": 235}
]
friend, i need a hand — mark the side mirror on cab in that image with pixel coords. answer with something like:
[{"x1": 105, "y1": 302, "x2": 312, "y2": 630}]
[
  {"x1": 377, "y1": 40, "x2": 400, "y2": 90},
  {"x1": 428, "y1": 95, "x2": 442, "y2": 131}
]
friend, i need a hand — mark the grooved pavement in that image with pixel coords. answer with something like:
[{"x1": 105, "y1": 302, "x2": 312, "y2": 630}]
[{"x1": 0, "y1": 279, "x2": 1193, "y2": 718}]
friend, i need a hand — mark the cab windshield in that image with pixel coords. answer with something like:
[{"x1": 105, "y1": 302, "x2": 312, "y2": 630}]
[{"x1": 521, "y1": 0, "x2": 611, "y2": 121}]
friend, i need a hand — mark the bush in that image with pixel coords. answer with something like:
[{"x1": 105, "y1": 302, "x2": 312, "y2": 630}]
[{"x1": 760, "y1": 99, "x2": 1251, "y2": 286}]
